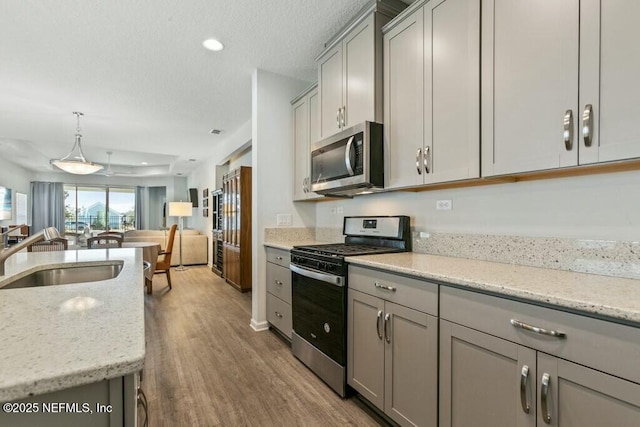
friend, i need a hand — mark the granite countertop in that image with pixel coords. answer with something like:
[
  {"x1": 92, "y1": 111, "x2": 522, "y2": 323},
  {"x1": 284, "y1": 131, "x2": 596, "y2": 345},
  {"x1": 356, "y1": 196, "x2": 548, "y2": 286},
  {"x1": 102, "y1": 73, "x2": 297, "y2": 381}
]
[
  {"x1": 264, "y1": 240, "x2": 334, "y2": 251},
  {"x1": 0, "y1": 248, "x2": 145, "y2": 402},
  {"x1": 345, "y1": 253, "x2": 640, "y2": 325}
]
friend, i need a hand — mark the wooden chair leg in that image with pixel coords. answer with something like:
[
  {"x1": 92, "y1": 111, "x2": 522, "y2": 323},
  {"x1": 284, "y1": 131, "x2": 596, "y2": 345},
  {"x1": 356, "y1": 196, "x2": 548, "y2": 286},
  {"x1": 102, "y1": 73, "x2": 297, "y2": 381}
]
[
  {"x1": 166, "y1": 269, "x2": 172, "y2": 290},
  {"x1": 145, "y1": 277, "x2": 152, "y2": 295}
]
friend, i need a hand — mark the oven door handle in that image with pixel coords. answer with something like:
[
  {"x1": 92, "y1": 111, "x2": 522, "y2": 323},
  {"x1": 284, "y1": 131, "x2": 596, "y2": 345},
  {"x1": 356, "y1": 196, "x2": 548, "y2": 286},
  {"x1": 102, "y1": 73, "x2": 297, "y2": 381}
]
[{"x1": 290, "y1": 264, "x2": 345, "y2": 287}]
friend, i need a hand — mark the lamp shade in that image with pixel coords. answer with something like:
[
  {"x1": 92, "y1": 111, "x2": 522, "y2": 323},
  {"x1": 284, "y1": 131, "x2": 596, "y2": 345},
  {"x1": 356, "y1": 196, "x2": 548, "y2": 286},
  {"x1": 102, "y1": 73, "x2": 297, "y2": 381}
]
[{"x1": 168, "y1": 202, "x2": 193, "y2": 217}]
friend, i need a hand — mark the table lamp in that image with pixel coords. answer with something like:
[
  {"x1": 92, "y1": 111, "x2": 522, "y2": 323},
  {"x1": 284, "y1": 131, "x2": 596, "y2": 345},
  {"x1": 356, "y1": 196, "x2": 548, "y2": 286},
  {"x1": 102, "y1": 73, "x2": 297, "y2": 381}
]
[{"x1": 168, "y1": 201, "x2": 193, "y2": 271}]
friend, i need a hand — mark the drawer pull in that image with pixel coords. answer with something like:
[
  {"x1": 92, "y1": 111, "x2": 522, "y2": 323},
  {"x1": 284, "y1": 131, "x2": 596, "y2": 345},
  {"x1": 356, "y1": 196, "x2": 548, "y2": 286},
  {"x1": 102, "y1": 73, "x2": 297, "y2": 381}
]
[
  {"x1": 510, "y1": 319, "x2": 566, "y2": 338},
  {"x1": 275, "y1": 256, "x2": 283, "y2": 261},
  {"x1": 384, "y1": 313, "x2": 391, "y2": 343},
  {"x1": 520, "y1": 365, "x2": 530, "y2": 414},
  {"x1": 541, "y1": 373, "x2": 552, "y2": 424},
  {"x1": 376, "y1": 310, "x2": 383, "y2": 340},
  {"x1": 374, "y1": 282, "x2": 396, "y2": 292},
  {"x1": 275, "y1": 311, "x2": 283, "y2": 318},
  {"x1": 275, "y1": 280, "x2": 283, "y2": 286}
]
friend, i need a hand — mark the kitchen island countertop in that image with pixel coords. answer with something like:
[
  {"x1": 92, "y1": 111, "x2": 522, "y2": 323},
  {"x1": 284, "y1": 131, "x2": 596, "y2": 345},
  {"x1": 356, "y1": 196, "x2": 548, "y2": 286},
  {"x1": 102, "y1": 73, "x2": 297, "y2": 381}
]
[
  {"x1": 345, "y1": 252, "x2": 640, "y2": 325},
  {"x1": 0, "y1": 248, "x2": 145, "y2": 402}
]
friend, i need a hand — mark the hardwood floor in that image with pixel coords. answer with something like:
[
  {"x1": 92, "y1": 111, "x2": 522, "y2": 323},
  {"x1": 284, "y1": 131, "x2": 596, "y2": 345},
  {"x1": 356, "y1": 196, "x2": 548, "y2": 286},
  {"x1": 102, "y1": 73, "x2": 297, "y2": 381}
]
[{"x1": 144, "y1": 266, "x2": 381, "y2": 426}]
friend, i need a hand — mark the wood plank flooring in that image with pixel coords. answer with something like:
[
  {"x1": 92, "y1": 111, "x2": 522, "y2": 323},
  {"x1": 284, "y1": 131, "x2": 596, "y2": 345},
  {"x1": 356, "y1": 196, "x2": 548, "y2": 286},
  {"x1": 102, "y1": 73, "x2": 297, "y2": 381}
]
[{"x1": 144, "y1": 266, "x2": 382, "y2": 426}]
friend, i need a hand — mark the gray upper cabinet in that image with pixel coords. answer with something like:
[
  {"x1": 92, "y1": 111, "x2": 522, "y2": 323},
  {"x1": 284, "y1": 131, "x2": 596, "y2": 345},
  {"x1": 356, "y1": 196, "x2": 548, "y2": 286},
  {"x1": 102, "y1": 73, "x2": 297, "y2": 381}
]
[
  {"x1": 384, "y1": 0, "x2": 479, "y2": 190},
  {"x1": 579, "y1": 0, "x2": 640, "y2": 165},
  {"x1": 292, "y1": 84, "x2": 322, "y2": 201},
  {"x1": 317, "y1": 1, "x2": 405, "y2": 140},
  {"x1": 483, "y1": 0, "x2": 640, "y2": 176}
]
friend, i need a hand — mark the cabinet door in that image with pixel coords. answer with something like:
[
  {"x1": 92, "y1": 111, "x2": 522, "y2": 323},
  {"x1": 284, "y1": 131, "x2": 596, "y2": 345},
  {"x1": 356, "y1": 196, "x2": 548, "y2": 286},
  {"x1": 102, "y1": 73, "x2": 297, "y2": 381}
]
[
  {"x1": 425, "y1": 0, "x2": 479, "y2": 184},
  {"x1": 440, "y1": 320, "x2": 536, "y2": 427},
  {"x1": 537, "y1": 353, "x2": 640, "y2": 427},
  {"x1": 307, "y1": 88, "x2": 323, "y2": 200},
  {"x1": 343, "y1": 14, "x2": 376, "y2": 129},
  {"x1": 384, "y1": 302, "x2": 438, "y2": 427},
  {"x1": 579, "y1": 0, "x2": 640, "y2": 165},
  {"x1": 481, "y1": 0, "x2": 579, "y2": 176},
  {"x1": 292, "y1": 97, "x2": 309, "y2": 201},
  {"x1": 347, "y1": 289, "x2": 385, "y2": 409},
  {"x1": 319, "y1": 44, "x2": 343, "y2": 138},
  {"x1": 384, "y1": 7, "x2": 425, "y2": 189}
]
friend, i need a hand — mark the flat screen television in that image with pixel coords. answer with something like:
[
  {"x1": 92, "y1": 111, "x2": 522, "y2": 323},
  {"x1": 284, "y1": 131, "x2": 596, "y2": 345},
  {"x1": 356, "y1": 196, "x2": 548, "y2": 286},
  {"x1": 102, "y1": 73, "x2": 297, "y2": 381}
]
[{"x1": 0, "y1": 186, "x2": 12, "y2": 220}]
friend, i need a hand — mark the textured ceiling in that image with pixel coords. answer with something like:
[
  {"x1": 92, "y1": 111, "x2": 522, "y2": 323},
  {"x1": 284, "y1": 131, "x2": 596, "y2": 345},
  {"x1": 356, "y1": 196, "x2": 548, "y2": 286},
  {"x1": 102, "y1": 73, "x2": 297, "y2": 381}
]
[{"x1": 0, "y1": 0, "x2": 393, "y2": 176}]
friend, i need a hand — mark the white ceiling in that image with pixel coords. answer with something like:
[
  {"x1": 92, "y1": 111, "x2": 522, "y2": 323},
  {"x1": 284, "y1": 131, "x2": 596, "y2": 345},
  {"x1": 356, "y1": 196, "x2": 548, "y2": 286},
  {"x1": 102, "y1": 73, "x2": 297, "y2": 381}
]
[{"x1": 0, "y1": 0, "x2": 391, "y2": 177}]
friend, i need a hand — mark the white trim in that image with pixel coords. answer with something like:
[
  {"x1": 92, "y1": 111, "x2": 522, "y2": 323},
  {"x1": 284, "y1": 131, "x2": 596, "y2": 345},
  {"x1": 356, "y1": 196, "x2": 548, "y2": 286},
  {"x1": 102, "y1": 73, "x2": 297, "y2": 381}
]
[{"x1": 250, "y1": 319, "x2": 270, "y2": 332}]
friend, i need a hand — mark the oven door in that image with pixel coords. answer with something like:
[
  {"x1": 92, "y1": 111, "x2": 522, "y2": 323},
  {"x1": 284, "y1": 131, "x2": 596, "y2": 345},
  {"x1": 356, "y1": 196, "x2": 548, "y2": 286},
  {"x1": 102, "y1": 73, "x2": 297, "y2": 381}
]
[{"x1": 290, "y1": 264, "x2": 346, "y2": 365}]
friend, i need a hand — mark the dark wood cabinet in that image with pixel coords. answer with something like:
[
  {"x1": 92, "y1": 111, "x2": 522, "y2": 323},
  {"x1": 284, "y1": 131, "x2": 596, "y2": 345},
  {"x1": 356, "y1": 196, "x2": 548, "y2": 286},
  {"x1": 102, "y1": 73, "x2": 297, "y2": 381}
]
[{"x1": 222, "y1": 166, "x2": 252, "y2": 291}]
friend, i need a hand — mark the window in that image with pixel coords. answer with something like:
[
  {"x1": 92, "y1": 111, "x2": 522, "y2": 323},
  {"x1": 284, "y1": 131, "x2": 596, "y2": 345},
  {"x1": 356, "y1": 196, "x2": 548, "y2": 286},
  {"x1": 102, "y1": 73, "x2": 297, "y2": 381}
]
[{"x1": 64, "y1": 185, "x2": 136, "y2": 236}]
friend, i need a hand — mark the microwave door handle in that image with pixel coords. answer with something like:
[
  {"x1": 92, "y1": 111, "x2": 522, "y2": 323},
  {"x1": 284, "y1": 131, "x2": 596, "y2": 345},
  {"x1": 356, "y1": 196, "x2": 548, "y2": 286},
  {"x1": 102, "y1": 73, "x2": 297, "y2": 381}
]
[{"x1": 345, "y1": 136, "x2": 355, "y2": 176}]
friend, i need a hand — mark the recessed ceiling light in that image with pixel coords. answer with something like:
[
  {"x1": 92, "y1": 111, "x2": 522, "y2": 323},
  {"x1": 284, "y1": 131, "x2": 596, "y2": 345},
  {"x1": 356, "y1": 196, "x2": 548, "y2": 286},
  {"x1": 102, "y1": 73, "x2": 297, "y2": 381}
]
[
  {"x1": 203, "y1": 38, "x2": 224, "y2": 51},
  {"x1": 176, "y1": 173, "x2": 183, "y2": 176},
  {"x1": 189, "y1": 159, "x2": 196, "y2": 162},
  {"x1": 210, "y1": 129, "x2": 223, "y2": 135},
  {"x1": 141, "y1": 162, "x2": 148, "y2": 165}
]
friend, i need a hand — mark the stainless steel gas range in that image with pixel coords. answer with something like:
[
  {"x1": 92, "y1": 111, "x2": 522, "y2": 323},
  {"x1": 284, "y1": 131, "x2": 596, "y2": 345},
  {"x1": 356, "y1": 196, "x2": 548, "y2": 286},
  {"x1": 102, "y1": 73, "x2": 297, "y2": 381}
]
[{"x1": 290, "y1": 216, "x2": 411, "y2": 397}]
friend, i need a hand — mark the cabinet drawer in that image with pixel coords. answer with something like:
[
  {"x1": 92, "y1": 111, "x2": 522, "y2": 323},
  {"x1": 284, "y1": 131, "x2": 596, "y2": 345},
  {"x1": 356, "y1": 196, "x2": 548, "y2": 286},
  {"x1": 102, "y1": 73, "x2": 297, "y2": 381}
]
[
  {"x1": 267, "y1": 293, "x2": 292, "y2": 339},
  {"x1": 266, "y1": 262, "x2": 292, "y2": 304},
  {"x1": 348, "y1": 265, "x2": 438, "y2": 316},
  {"x1": 266, "y1": 247, "x2": 290, "y2": 268},
  {"x1": 441, "y1": 286, "x2": 640, "y2": 384}
]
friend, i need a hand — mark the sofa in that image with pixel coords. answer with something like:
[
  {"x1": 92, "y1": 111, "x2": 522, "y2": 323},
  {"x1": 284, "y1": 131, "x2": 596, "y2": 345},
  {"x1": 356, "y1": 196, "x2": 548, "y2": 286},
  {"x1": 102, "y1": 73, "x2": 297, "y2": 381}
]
[{"x1": 124, "y1": 229, "x2": 208, "y2": 266}]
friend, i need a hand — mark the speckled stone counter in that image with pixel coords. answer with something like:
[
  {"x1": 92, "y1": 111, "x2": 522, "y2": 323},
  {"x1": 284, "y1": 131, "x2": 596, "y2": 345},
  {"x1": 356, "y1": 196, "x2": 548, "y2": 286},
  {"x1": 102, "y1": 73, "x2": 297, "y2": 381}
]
[
  {"x1": 345, "y1": 253, "x2": 640, "y2": 325},
  {"x1": 0, "y1": 248, "x2": 145, "y2": 402}
]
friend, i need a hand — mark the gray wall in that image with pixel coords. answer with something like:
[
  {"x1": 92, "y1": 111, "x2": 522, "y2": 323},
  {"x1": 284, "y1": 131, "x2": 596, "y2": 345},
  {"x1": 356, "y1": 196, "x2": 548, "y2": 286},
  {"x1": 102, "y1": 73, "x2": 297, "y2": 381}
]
[
  {"x1": 315, "y1": 169, "x2": 640, "y2": 241},
  {"x1": 0, "y1": 157, "x2": 33, "y2": 227}
]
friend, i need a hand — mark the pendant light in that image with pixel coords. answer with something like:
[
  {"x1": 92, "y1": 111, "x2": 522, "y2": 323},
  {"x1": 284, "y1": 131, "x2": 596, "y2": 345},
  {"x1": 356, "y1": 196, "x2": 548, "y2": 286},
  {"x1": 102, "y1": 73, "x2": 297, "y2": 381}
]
[{"x1": 51, "y1": 112, "x2": 104, "y2": 175}]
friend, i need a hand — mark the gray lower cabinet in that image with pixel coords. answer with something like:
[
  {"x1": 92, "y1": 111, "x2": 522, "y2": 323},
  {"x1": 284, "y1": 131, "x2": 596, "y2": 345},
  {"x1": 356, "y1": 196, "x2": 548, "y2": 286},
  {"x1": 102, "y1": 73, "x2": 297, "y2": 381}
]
[
  {"x1": 348, "y1": 266, "x2": 438, "y2": 427},
  {"x1": 440, "y1": 286, "x2": 640, "y2": 427},
  {"x1": 0, "y1": 373, "x2": 144, "y2": 427},
  {"x1": 266, "y1": 247, "x2": 292, "y2": 339}
]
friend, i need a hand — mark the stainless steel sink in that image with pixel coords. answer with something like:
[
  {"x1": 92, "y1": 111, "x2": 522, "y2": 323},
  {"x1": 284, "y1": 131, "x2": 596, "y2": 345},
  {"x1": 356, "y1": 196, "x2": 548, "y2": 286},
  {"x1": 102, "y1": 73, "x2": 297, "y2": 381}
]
[{"x1": 0, "y1": 263, "x2": 123, "y2": 290}]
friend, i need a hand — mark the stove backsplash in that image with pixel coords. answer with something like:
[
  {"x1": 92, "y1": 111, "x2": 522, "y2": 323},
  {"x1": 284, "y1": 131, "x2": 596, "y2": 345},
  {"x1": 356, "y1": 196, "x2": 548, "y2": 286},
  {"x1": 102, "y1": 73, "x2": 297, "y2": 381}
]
[{"x1": 264, "y1": 227, "x2": 640, "y2": 280}]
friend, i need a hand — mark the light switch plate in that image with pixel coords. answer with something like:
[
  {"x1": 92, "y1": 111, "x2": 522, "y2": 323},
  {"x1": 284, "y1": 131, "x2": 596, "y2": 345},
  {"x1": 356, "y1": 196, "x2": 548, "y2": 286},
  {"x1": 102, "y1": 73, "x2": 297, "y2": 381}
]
[{"x1": 276, "y1": 214, "x2": 292, "y2": 226}]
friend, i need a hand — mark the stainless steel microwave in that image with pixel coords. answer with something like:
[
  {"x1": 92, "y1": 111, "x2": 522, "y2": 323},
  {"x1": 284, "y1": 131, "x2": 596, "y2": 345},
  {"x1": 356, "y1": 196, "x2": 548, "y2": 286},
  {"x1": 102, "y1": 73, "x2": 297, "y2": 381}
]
[{"x1": 310, "y1": 121, "x2": 383, "y2": 196}]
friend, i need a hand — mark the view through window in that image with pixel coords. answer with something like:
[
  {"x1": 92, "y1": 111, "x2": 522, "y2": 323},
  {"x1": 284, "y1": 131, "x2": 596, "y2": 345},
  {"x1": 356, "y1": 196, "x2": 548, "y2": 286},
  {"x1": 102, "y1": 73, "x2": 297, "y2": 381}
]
[{"x1": 64, "y1": 185, "x2": 136, "y2": 237}]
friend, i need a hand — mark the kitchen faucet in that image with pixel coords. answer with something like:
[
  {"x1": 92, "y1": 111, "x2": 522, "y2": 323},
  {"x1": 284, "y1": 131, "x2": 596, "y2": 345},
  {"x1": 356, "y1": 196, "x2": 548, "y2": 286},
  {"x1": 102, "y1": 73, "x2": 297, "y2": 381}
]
[{"x1": 0, "y1": 227, "x2": 62, "y2": 276}]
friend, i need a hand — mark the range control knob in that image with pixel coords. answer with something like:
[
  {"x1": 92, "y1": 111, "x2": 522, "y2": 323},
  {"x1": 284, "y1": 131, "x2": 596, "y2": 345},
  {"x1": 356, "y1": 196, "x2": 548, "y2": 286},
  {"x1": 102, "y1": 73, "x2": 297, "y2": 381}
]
[{"x1": 317, "y1": 262, "x2": 327, "y2": 270}]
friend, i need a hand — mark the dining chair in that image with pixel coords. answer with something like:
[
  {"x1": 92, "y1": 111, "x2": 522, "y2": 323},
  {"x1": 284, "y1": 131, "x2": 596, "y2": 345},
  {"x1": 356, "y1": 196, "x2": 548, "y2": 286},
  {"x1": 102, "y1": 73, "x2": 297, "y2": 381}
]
[
  {"x1": 27, "y1": 237, "x2": 69, "y2": 252},
  {"x1": 98, "y1": 231, "x2": 125, "y2": 239},
  {"x1": 87, "y1": 235, "x2": 123, "y2": 249},
  {"x1": 154, "y1": 224, "x2": 177, "y2": 290}
]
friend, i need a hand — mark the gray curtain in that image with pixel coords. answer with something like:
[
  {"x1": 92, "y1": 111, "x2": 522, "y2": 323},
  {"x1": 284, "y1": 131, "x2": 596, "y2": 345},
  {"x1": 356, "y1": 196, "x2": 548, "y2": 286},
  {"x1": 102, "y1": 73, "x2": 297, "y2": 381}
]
[
  {"x1": 135, "y1": 186, "x2": 145, "y2": 230},
  {"x1": 31, "y1": 182, "x2": 65, "y2": 233}
]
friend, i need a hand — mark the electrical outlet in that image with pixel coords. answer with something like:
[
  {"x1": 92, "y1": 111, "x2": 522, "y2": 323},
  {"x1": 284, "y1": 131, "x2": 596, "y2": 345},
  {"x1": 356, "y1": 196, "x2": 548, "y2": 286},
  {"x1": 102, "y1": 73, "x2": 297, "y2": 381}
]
[
  {"x1": 436, "y1": 200, "x2": 452, "y2": 211},
  {"x1": 336, "y1": 206, "x2": 343, "y2": 214},
  {"x1": 276, "y1": 214, "x2": 292, "y2": 226}
]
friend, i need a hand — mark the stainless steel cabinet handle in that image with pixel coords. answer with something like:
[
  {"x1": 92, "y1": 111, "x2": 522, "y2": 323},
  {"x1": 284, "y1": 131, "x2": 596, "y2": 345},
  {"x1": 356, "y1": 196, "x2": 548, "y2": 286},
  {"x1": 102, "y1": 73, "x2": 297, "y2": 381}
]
[
  {"x1": 510, "y1": 319, "x2": 566, "y2": 338},
  {"x1": 137, "y1": 387, "x2": 149, "y2": 427},
  {"x1": 337, "y1": 108, "x2": 341, "y2": 128},
  {"x1": 384, "y1": 313, "x2": 391, "y2": 343},
  {"x1": 541, "y1": 373, "x2": 552, "y2": 424},
  {"x1": 303, "y1": 177, "x2": 308, "y2": 193},
  {"x1": 582, "y1": 104, "x2": 593, "y2": 147},
  {"x1": 374, "y1": 282, "x2": 396, "y2": 292},
  {"x1": 275, "y1": 311, "x2": 283, "y2": 318},
  {"x1": 275, "y1": 256, "x2": 283, "y2": 261},
  {"x1": 563, "y1": 109, "x2": 574, "y2": 151},
  {"x1": 416, "y1": 148, "x2": 422, "y2": 175},
  {"x1": 376, "y1": 310, "x2": 383, "y2": 340},
  {"x1": 341, "y1": 106, "x2": 346, "y2": 127},
  {"x1": 345, "y1": 136, "x2": 355, "y2": 176},
  {"x1": 520, "y1": 365, "x2": 530, "y2": 414},
  {"x1": 275, "y1": 280, "x2": 283, "y2": 286},
  {"x1": 424, "y1": 146, "x2": 430, "y2": 174}
]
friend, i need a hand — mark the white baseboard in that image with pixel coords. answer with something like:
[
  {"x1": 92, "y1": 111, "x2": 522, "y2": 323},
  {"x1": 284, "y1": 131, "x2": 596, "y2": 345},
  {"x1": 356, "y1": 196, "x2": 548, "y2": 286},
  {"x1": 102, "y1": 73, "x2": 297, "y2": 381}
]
[{"x1": 250, "y1": 318, "x2": 270, "y2": 332}]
